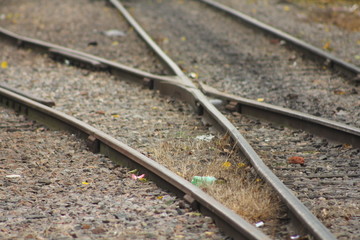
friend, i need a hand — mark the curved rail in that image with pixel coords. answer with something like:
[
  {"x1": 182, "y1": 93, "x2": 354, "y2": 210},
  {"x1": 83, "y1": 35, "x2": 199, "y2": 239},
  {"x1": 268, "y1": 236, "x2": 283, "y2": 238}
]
[
  {"x1": 0, "y1": 4, "x2": 336, "y2": 238},
  {"x1": 0, "y1": 83, "x2": 55, "y2": 107},
  {"x1": 198, "y1": 0, "x2": 360, "y2": 80}
]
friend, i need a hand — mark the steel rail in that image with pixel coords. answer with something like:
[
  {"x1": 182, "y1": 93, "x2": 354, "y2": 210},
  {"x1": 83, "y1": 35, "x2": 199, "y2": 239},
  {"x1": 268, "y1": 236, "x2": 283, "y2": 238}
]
[
  {"x1": 109, "y1": 0, "x2": 188, "y2": 79},
  {"x1": 109, "y1": 1, "x2": 336, "y2": 239},
  {"x1": 198, "y1": 0, "x2": 360, "y2": 80},
  {"x1": 200, "y1": 82, "x2": 360, "y2": 148},
  {"x1": 0, "y1": 87, "x2": 269, "y2": 240},
  {"x1": 0, "y1": 83, "x2": 55, "y2": 107}
]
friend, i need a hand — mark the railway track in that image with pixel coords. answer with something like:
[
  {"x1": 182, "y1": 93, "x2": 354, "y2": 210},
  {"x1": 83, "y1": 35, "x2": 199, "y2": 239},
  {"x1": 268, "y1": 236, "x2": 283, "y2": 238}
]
[
  {"x1": 199, "y1": 0, "x2": 360, "y2": 78},
  {"x1": 202, "y1": 84, "x2": 360, "y2": 239},
  {"x1": 200, "y1": 84, "x2": 360, "y2": 237},
  {"x1": 122, "y1": 0, "x2": 360, "y2": 128},
  {"x1": 0, "y1": 47, "x2": 268, "y2": 239},
  {"x1": 0, "y1": 105, "x2": 226, "y2": 239},
  {"x1": 117, "y1": 1, "x2": 359, "y2": 238},
  {"x1": 1, "y1": 0, "x2": 359, "y2": 239}
]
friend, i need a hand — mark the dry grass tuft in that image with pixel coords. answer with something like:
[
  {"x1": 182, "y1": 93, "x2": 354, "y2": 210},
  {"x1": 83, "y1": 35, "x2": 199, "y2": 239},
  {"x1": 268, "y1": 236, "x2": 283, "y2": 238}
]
[
  {"x1": 290, "y1": 0, "x2": 359, "y2": 5},
  {"x1": 148, "y1": 134, "x2": 282, "y2": 222},
  {"x1": 290, "y1": 0, "x2": 360, "y2": 31}
]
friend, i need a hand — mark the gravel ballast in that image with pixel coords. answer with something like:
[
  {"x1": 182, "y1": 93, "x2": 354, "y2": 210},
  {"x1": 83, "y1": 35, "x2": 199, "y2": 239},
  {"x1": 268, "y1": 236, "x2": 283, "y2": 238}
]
[{"x1": 0, "y1": 0, "x2": 170, "y2": 75}]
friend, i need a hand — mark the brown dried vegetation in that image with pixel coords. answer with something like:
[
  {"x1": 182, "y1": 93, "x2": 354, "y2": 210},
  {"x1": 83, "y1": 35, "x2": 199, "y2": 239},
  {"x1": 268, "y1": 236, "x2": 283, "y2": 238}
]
[
  {"x1": 290, "y1": 0, "x2": 360, "y2": 31},
  {"x1": 148, "y1": 134, "x2": 284, "y2": 223}
]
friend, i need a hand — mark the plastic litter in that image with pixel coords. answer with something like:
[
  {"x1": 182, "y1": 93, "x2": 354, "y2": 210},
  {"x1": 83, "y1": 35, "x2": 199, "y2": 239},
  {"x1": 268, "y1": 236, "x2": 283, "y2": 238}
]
[
  {"x1": 255, "y1": 221, "x2": 264, "y2": 227},
  {"x1": 131, "y1": 174, "x2": 145, "y2": 180},
  {"x1": 103, "y1": 29, "x2": 126, "y2": 37},
  {"x1": 191, "y1": 176, "x2": 217, "y2": 187},
  {"x1": 195, "y1": 134, "x2": 214, "y2": 142},
  {"x1": 290, "y1": 235, "x2": 300, "y2": 240}
]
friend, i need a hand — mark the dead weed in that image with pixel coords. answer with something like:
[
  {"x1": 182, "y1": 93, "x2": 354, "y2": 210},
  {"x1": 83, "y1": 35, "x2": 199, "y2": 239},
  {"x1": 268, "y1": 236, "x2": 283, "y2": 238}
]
[{"x1": 148, "y1": 134, "x2": 283, "y2": 222}]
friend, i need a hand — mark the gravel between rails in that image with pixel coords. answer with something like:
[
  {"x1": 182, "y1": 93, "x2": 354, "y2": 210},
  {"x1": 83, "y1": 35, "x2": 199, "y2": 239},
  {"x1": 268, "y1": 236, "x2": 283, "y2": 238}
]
[
  {"x1": 224, "y1": 111, "x2": 360, "y2": 240},
  {"x1": 122, "y1": 0, "x2": 360, "y2": 128},
  {"x1": 0, "y1": 0, "x2": 170, "y2": 75},
  {"x1": 0, "y1": 106, "x2": 225, "y2": 240},
  {"x1": 218, "y1": 0, "x2": 360, "y2": 68}
]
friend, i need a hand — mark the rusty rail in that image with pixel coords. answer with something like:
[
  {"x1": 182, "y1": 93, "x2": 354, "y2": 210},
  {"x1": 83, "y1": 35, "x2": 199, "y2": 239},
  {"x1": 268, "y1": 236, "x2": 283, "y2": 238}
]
[
  {"x1": 0, "y1": 83, "x2": 55, "y2": 107},
  {"x1": 200, "y1": 83, "x2": 360, "y2": 148}
]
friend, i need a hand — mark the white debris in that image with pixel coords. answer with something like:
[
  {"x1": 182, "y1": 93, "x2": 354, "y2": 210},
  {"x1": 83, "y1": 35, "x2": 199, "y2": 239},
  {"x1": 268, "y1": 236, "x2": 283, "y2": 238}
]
[
  {"x1": 336, "y1": 110, "x2": 348, "y2": 116},
  {"x1": 6, "y1": 174, "x2": 21, "y2": 178},
  {"x1": 103, "y1": 29, "x2": 126, "y2": 37},
  {"x1": 195, "y1": 134, "x2": 215, "y2": 142},
  {"x1": 188, "y1": 72, "x2": 198, "y2": 79},
  {"x1": 350, "y1": 4, "x2": 359, "y2": 12},
  {"x1": 255, "y1": 221, "x2": 264, "y2": 228}
]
